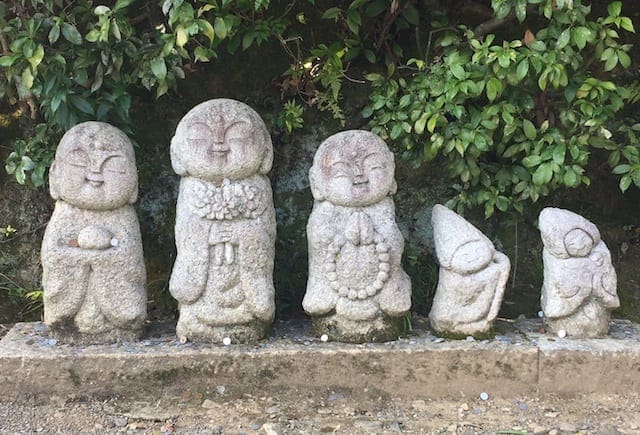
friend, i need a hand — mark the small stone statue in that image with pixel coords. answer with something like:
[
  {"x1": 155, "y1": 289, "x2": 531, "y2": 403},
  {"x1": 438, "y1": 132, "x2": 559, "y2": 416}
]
[
  {"x1": 539, "y1": 207, "x2": 619, "y2": 337},
  {"x1": 429, "y1": 205, "x2": 510, "y2": 337},
  {"x1": 169, "y1": 99, "x2": 276, "y2": 343},
  {"x1": 42, "y1": 121, "x2": 146, "y2": 344},
  {"x1": 303, "y1": 130, "x2": 411, "y2": 343}
]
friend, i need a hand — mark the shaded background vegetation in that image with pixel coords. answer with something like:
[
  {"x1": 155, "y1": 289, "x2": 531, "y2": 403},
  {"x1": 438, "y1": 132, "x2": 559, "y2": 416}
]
[{"x1": 1, "y1": 0, "x2": 639, "y2": 324}]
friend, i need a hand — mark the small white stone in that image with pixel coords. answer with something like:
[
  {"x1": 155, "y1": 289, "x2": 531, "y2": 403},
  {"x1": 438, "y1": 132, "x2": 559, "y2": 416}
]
[
  {"x1": 479, "y1": 392, "x2": 489, "y2": 401},
  {"x1": 179, "y1": 336, "x2": 188, "y2": 344},
  {"x1": 110, "y1": 238, "x2": 119, "y2": 247},
  {"x1": 538, "y1": 310, "x2": 544, "y2": 318},
  {"x1": 557, "y1": 329, "x2": 567, "y2": 338},
  {"x1": 222, "y1": 337, "x2": 232, "y2": 345},
  {"x1": 320, "y1": 334, "x2": 329, "y2": 342}
]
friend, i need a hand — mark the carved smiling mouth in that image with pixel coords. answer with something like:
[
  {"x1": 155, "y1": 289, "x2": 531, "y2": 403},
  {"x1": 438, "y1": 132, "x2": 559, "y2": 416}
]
[
  {"x1": 208, "y1": 147, "x2": 230, "y2": 158},
  {"x1": 85, "y1": 176, "x2": 104, "y2": 187}
]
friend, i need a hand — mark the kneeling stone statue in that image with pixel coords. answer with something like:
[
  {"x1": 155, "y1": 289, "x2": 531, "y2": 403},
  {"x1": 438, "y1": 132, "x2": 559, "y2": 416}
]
[
  {"x1": 169, "y1": 99, "x2": 276, "y2": 343},
  {"x1": 429, "y1": 205, "x2": 510, "y2": 337},
  {"x1": 539, "y1": 207, "x2": 619, "y2": 337},
  {"x1": 42, "y1": 122, "x2": 147, "y2": 344},
  {"x1": 303, "y1": 130, "x2": 411, "y2": 343}
]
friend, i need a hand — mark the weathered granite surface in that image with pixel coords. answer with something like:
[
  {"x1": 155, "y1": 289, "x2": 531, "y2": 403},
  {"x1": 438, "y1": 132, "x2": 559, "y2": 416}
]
[
  {"x1": 169, "y1": 99, "x2": 276, "y2": 343},
  {"x1": 41, "y1": 121, "x2": 146, "y2": 344},
  {"x1": 1, "y1": 317, "x2": 640, "y2": 400},
  {"x1": 539, "y1": 207, "x2": 619, "y2": 337},
  {"x1": 303, "y1": 130, "x2": 411, "y2": 342},
  {"x1": 429, "y1": 205, "x2": 510, "y2": 336}
]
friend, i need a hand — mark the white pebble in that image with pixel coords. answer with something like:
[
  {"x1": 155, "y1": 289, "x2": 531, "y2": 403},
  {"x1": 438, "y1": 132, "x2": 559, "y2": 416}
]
[
  {"x1": 320, "y1": 334, "x2": 329, "y2": 342},
  {"x1": 223, "y1": 337, "x2": 232, "y2": 345},
  {"x1": 480, "y1": 392, "x2": 489, "y2": 401},
  {"x1": 538, "y1": 310, "x2": 544, "y2": 318},
  {"x1": 557, "y1": 329, "x2": 567, "y2": 338},
  {"x1": 179, "y1": 336, "x2": 188, "y2": 344},
  {"x1": 110, "y1": 238, "x2": 119, "y2": 247}
]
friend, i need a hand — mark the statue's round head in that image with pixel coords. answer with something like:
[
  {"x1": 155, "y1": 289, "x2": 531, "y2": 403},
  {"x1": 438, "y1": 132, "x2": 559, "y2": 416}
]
[
  {"x1": 170, "y1": 99, "x2": 273, "y2": 182},
  {"x1": 49, "y1": 121, "x2": 138, "y2": 210},
  {"x1": 539, "y1": 207, "x2": 600, "y2": 258},
  {"x1": 309, "y1": 130, "x2": 396, "y2": 207}
]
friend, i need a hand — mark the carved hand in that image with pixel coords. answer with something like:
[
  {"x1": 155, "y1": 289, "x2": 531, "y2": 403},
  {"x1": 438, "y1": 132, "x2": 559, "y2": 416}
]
[{"x1": 77, "y1": 225, "x2": 114, "y2": 250}]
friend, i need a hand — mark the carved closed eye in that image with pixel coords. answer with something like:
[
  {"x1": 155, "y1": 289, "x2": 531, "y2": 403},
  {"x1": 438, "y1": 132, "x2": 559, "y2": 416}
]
[
  {"x1": 225, "y1": 121, "x2": 251, "y2": 140},
  {"x1": 187, "y1": 122, "x2": 213, "y2": 145},
  {"x1": 102, "y1": 155, "x2": 128, "y2": 174},
  {"x1": 67, "y1": 149, "x2": 89, "y2": 168},
  {"x1": 330, "y1": 161, "x2": 351, "y2": 178},
  {"x1": 364, "y1": 153, "x2": 386, "y2": 171}
]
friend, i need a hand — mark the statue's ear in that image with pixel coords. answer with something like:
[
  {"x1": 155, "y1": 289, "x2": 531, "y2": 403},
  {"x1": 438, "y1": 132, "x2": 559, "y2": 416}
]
[
  {"x1": 170, "y1": 138, "x2": 186, "y2": 176},
  {"x1": 309, "y1": 166, "x2": 324, "y2": 200},
  {"x1": 389, "y1": 179, "x2": 397, "y2": 195},
  {"x1": 129, "y1": 178, "x2": 139, "y2": 204},
  {"x1": 259, "y1": 134, "x2": 274, "y2": 175},
  {"x1": 49, "y1": 161, "x2": 60, "y2": 200}
]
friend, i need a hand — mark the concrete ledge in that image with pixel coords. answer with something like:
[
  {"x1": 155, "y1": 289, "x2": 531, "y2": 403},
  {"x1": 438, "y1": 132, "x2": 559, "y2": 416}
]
[{"x1": 1, "y1": 318, "x2": 638, "y2": 400}]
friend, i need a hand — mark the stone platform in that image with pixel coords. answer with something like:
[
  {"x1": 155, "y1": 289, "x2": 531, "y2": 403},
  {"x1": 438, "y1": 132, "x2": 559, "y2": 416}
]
[{"x1": 1, "y1": 317, "x2": 639, "y2": 401}]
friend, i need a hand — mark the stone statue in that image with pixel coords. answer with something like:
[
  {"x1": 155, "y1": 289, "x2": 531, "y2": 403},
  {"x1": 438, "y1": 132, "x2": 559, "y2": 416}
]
[
  {"x1": 429, "y1": 205, "x2": 510, "y2": 337},
  {"x1": 169, "y1": 99, "x2": 276, "y2": 343},
  {"x1": 41, "y1": 121, "x2": 146, "y2": 344},
  {"x1": 539, "y1": 207, "x2": 619, "y2": 337},
  {"x1": 303, "y1": 130, "x2": 411, "y2": 343}
]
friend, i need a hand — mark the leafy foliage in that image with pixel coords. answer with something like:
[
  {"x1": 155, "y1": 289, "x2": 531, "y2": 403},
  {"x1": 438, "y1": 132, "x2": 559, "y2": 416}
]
[
  {"x1": 364, "y1": 0, "x2": 637, "y2": 216},
  {"x1": 0, "y1": 0, "x2": 638, "y2": 216}
]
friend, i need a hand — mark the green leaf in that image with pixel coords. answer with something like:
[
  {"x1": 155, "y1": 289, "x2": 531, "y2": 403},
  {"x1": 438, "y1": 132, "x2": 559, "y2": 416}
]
[
  {"x1": 604, "y1": 52, "x2": 618, "y2": 71},
  {"x1": 612, "y1": 164, "x2": 631, "y2": 175},
  {"x1": 28, "y1": 44, "x2": 44, "y2": 70},
  {"x1": 176, "y1": 25, "x2": 188, "y2": 47},
  {"x1": 365, "y1": 0, "x2": 386, "y2": 17},
  {"x1": 608, "y1": 2, "x2": 622, "y2": 18},
  {"x1": 214, "y1": 17, "x2": 227, "y2": 39},
  {"x1": 322, "y1": 7, "x2": 342, "y2": 19},
  {"x1": 618, "y1": 50, "x2": 631, "y2": 68},
  {"x1": 532, "y1": 162, "x2": 553, "y2": 185},
  {"x1": 114, "y1": 0, "x2": 135, "y2": 11},
  {"x1": 523, "y1": 119, "x2": 536, "y2": 139},
  {"x1": 486, "y1": 77, "x2": 502, "y2": 101},
  {"x1": 415, "y1": 112, "x2": 429, "y2": 135},
  {"x1": 94, "y1": 5, "x2": 111, "y2": 15},
  {"x1": 516, "y1": 59, "x2": 529, "y2": 81},
  {"x1": 522, "y1": 154, "x2": 541, "y2": 168},
  {"x1": 515, "y1": 0, "x2": 526, "y2": 22},
  {"x1": 619, "y1": 174, "x2": 631, "y2": 192},
  {"x1": 69, "y1": 95, "x2": 95, "y2": 115},
  {"x1": 346, "y1": 9, "x2": 361, "y2": 34},
  {"x1": 450, "y1": 63, "x2": 465, "y2": 80},
  {"x1": 0, "y1": 55, "x2": 18, "y2": 67},
  {"x1": 620, "y1": 17, "x2": 635, "y2": 33},
  {"x1": 49, "y1": 24, "x2": 60, "y2": 44},
  {"x1": 61, "y1": 23, "x2": 83, "y2": 45},
  {"x1": 427, "y1": 114, "x2": 438, "y2": 133},
  {"x1": 572, "y1": 26, "x2": 591, "y2": 50},
  {"x1": 564, "y1": 169, "x2": 578, "y2": 186},
  {"x1": 21, "y1": 68, "x2": 34, "y2": 90},
  {"x1": 85, "y1": 28, "x2": 101, "y2": 42},
  {"x1": 556, "y1": 28, "x2": 570, "y2": 50},
  {"x1": 150, "y1": 57, "x2": 167, "y2": 80}
]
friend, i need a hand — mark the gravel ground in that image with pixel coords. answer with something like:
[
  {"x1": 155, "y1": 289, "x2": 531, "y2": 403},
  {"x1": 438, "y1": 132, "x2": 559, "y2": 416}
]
[{"x1": 1, "y1": 390, "x2": 639, "y2": 434}]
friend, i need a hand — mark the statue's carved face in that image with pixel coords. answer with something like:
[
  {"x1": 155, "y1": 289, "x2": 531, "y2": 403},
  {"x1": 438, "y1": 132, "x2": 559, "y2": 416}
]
[
  {"x1": 172, "y1": 100, "x2": 271, "y2": 182},
  {"x1": 316, "y1": 135, "x2": 395, "y2": 207},
  {"x1": 563, "y1": 228, "x2": 594, "y2": 257},
  {"x1": 51, "y1": 123, "x2": 137, "y2": 210}
]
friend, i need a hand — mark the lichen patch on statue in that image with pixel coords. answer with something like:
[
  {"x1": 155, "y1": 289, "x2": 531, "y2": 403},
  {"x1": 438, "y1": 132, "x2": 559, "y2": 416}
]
[
  {"x1": 303, "y1": 130, "x2": 411, "y2": 343},
  {"x1": 169, "y1": 99, "x2": 276, "y2": 343},
  {"x1": 429, "y1": 205, "x2": 509, "y2": 337},
  {"x1": 41, "y1": 121, "x2": 146, "y2": 344},
  {"x1": 539, "y1": 207, "x2": 619, "y2": 337}
]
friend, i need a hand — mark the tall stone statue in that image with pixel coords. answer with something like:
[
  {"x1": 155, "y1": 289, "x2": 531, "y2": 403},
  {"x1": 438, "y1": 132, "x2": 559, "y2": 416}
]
[
  {"x1": 539, "y1": 207, "x2": 619, "y2": 337},
  {"x1": 303, "y1": 130, "x2": 411, "y2": 343},
  {"x1": 429, "y1": 205, "x2": 510, "y2": 337},
  {"x1": 42, "y1": 121, "x2": 146, "y2": 344},
  {"x1": 169, "y1": 99, "x2": 276, "y2": 343}
]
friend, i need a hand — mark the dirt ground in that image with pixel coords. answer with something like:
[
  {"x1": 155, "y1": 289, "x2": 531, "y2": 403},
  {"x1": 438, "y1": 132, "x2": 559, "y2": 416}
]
[{"x1": 1, "y1": 389, "x2": 639, "y2": 434}]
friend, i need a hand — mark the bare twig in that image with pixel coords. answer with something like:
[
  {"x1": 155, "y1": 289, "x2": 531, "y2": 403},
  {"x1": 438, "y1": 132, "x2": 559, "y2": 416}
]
[{"x1": 0, "y1": 223, "x2": 48, "y2": 244}]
